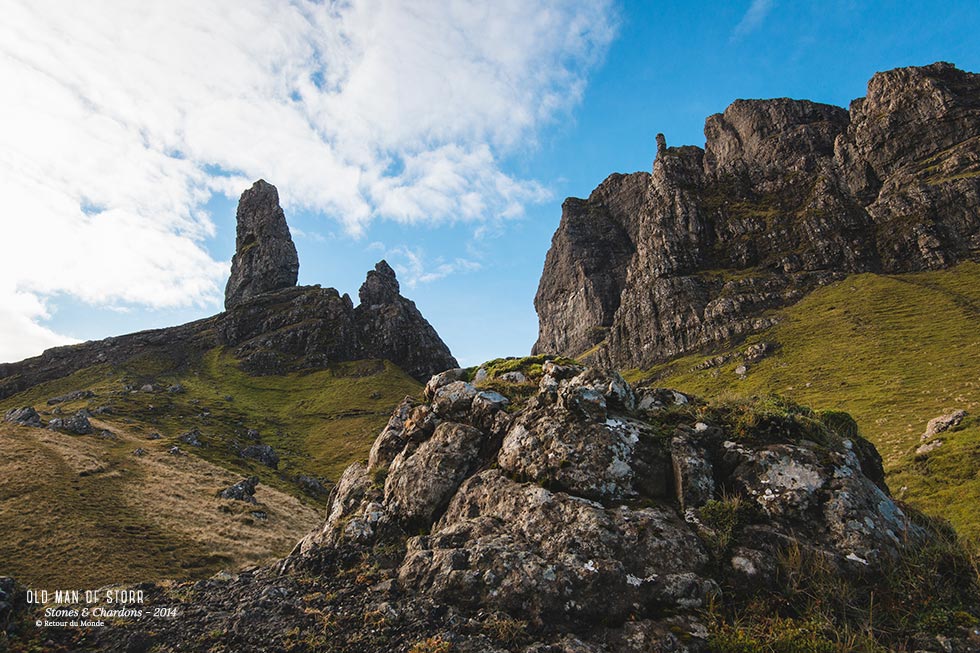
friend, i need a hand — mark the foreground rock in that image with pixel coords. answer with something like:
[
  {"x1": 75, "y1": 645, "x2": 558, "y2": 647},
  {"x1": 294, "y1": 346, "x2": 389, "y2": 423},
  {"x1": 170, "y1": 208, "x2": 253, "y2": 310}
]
[
  {"x1": 534, "y1": 62, "x2": 980, "y2": 368},
  {"x1": 11, "y1": 362, "x2": 978, "y2": 652}
]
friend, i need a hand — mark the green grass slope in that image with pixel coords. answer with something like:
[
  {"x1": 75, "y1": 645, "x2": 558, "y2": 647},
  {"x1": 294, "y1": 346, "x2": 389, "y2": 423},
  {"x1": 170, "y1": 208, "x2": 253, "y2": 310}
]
[
  {"x1": 0, "y1": 419, "x2": 321, "y2": 588},
  {"x1": 627, "y1": 261, "x2": 980, "y2": 545},
  {"x1": 0, "y1": 347, "x2": 421, "y2": 494},
  {"x1": 0, "y1": 347, "x2": 422, "y2": 586}
]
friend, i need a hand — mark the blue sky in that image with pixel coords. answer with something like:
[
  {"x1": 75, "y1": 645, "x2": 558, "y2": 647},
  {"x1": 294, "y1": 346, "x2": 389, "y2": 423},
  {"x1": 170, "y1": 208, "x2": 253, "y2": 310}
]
[{"x1": 3, "y1": 1, "x2": 979, "y2": 366}]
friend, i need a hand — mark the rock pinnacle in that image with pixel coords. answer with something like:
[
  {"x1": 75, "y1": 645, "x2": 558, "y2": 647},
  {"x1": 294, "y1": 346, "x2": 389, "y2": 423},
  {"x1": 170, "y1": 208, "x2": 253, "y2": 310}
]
[{"x1": 224, "y1": 180, "x2": 300, "y2": 310}]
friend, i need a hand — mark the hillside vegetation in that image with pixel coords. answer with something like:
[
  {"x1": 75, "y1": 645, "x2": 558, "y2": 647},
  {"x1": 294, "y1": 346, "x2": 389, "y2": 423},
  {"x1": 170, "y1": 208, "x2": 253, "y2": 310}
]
[
  {"x1": 628, "y1": 261, "x2": 980, "y2": 544},
  {"x1": 0, "y1": 348, "x2": 421, "y2": 586},
  {"x1": 0, "y1": 419, "x2": 320, "y2": 588}
]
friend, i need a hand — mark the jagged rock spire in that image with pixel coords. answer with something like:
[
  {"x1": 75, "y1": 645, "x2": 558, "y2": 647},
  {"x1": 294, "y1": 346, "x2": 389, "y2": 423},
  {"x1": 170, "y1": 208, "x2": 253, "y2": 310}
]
[
  {"x1": 224, "y1": 180, "x2": 299, "y2": 310},
  {"x1": 358, "y1": 260, "x2": 400, "y2": 306},
  {"x1": 353, "y1": 260, "x2": 458, "y2": 379}
]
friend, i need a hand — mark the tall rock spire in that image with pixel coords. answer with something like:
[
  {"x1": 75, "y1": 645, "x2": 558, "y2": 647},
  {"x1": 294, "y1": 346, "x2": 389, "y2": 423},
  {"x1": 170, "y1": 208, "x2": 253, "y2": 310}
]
[
  {"x1": 224, "y1": 180, "x2": 299, "y2": 310},
  {"x1": 354, "y1": 260, "x2": 458, "y2": 380}
]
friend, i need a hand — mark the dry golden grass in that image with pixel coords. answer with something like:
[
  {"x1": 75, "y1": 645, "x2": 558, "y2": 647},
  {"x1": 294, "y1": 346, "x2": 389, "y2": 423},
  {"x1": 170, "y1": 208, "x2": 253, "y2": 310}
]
[{"x1": 0, "y1": 418, "x2": 320, "y2": 588}]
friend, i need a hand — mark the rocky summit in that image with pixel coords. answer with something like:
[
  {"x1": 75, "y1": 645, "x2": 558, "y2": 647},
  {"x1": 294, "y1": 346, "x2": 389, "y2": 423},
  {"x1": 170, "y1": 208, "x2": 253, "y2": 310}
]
[
  {"x1": 0, "y1": 180, "x2": 456, "y2": 396},
  {"x1": 225, "y1": 179, "x2": 301, "y2": 310},
  {"x1": 533, "y1": 62, "x2": 980, "y2": 369},
  {"x1": 15, "y1": 361, "x2": 978, "y2": 651}
]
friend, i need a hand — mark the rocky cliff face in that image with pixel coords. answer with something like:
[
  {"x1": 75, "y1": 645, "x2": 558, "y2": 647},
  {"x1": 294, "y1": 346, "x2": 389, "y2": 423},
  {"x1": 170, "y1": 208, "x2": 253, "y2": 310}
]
[
  {"x1": 0, "y1": 182, "x2": 456, "y2": 395},
  {"x1": 21, "y1": 362, "x2": 977, "y2": 651},
  {"x1": 225, "y1": 180, "x2": 300, "y2": 310},
  {"x1": 534, "y1": 62, "x2": 980, "y2": 369}
]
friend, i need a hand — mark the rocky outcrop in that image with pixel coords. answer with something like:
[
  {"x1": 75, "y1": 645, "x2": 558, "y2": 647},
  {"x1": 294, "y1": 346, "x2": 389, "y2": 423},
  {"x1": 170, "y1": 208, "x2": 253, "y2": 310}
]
[
  {"x1": 0, "y1": 186, "x2": 456, "y2": 394},
  {"x1": 47, "y1": 410, "x2": 92, "y2": 435},
  {"x1": 354, "y1": 261, "x2": 459, "y2": 381},
  {"x1": 534, "y1": 62, "x2": 980, "y2": 369},
  {"x1": 224, "y1": 180, "x2": 300, "y2": 310},
  {"x1": 240, "y1": 444, "x2": 280, "y2": 469},
  {"x1": 3, "y1": 406, "x2": 42, "y2": 427},
  {"x1": 15, "y1": 362, "x2": 978, "y2": 652},
  {"x1": 276, "y1": 364, "x2": 926, "y2": 648},
  {"x1": 219, "y1": 476, "x2": 260, "y2": 503}
]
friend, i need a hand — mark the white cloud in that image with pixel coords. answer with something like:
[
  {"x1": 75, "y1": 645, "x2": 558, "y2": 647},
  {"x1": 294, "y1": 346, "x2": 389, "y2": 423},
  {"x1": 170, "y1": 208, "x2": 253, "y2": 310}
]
[
  {"x1": 0, "y1": 288, "x2": 79, "y2": 364},
  {"x1": 0, "y1": 0, "x2": 616, "y2": 362},
  {"x1": 388, "y1": 247, "x2": 482, "y2": 289},
  {"x1": 731, "y1": 0, "x2": 774, "y2": 41}
]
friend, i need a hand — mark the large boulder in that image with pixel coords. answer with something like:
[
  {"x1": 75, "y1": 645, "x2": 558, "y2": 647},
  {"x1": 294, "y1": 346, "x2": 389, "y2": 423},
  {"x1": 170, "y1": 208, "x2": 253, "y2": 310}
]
[
  {"x1": 21, "y1": 362, "x2": 978, "y2": 653},
  {"x1": 297, "y1": 364, "x2": 926, "y2": 645},
  {"x1": 3, "y1": 406, "x2": 42, "y2": 427}
]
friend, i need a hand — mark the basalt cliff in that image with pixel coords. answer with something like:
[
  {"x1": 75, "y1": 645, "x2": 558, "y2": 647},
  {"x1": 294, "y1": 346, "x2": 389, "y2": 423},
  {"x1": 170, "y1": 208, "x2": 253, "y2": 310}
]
[
  {"x1": 0, "y1": 179, "x2": 457, "y2": 398},
  {"x1": 533, "y1": 62, "x2": 980, "y2": 369}
]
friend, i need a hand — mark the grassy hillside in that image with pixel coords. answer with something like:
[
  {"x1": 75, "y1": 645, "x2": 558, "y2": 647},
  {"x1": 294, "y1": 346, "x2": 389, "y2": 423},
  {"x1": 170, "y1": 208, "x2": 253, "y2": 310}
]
[
  {"x1": 0, "y1": 348, "x2": 421, "y2": 490},
  {"x1": 0, "y1": 419, "x2": 321, "y2": 588},
  {"x1": 627, "y1": 261, "x2": 980, "y2": 545},
  {"x1": 0, "y1": 348, "x2": 422, "y2": 586}
]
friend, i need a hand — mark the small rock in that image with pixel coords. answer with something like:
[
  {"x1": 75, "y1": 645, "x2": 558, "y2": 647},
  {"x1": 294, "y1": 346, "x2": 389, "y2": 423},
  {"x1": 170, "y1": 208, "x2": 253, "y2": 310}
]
[
  {"x1": 133, "y1": 448, "x2": 147, "y2": 457},
  {"x1": 47, "y1": 411, "x2": 92, "y2": 435},
  {"x1": 147, "y1": 432, "x2": 162, "y2": 440},
  {"x1": 424, "y1": 368, "x2": 468, "y2": 399},
  {"x1": 297, "y1": 475, "x2": 329, "y2": 497},
  {"x1": 46, "y1": 390, "x2": 94, "y2": 405},
  {"x1": 541, "y1": 359, "x2": 584, "y2": 380},
  {"x1": 922, "y1": 410, "x2": 967, "y2": 440},
  {"x1": 240, "y1": 444, "x2": 280, "y2": 469},
  {"x1": 140, "y1": 384, "x2": 157, "y2": 393},
  {"x1": 220, "y1": 476, "x2": 259, "y2": 503},
  {"x1": 499, "y1": 371, "x2": 527, "y2": 383},
  {"x1": 168, "y1": 446, "x2": 182, "y2": 456},
  {"x1": 473, "y1": 367, "x2": 489, "y2": 383},
  {"x1": 178, "y1": 429, "x2": 204, "y2": 447},
  {"x1": 915, "y1": 440, "x2": 943, "y2": 457},
  {"x1": 472, "y1": 390, "x2": 509, "y2": 413},
  {"x1": 734, "y1": 365, "x2": 748, "y2": 379},
  {"x1": 167, "y1": 384, "x2": 185, "y2": 394},
  {"x1": 432, "y1": 381, "x2": 478, "y2": 416},
  {"x1": 743, "y1": 342, "x2": 772, "y2": 363}
]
